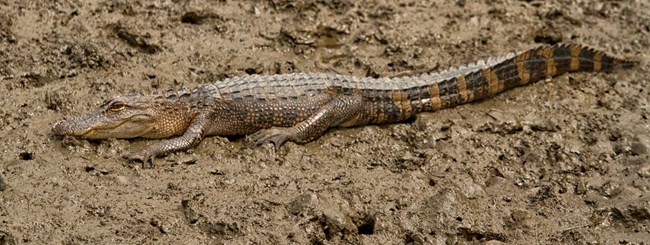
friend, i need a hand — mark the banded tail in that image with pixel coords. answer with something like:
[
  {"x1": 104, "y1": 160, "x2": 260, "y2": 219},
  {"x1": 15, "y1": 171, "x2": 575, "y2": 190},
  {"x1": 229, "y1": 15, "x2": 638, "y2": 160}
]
[
  {"x1": 484, "y1": 43, "x2": 635, "y2": 93},
  {"x1": 372, "y1": 43, "x2": 635, "y2": 124}
]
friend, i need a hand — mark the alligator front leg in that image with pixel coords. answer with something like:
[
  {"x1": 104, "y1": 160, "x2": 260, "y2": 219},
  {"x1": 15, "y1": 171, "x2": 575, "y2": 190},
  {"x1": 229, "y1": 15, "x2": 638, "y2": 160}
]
[
  {"x1": 125, "y1": 114, "x2": 211, "y2": 164},
  {"x1": 248, "y1": 95, "x2": 367, "y2": 148}
]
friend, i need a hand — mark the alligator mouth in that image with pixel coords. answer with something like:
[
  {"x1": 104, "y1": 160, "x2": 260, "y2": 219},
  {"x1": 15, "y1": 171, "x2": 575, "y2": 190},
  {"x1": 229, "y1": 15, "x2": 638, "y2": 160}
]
[
  {"x1": 52, "y1": 114, "x2": 153, "y2": 139},
  {"x1": 83, "y1": 126, "x2": 152, "y2": 139}
]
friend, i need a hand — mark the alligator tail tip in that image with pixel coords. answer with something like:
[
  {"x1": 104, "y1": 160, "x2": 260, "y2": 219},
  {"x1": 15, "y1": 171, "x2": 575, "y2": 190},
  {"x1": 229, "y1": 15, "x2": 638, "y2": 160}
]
[{"x1": 620, "y1": 60, "x2": 636, "y2": 69}]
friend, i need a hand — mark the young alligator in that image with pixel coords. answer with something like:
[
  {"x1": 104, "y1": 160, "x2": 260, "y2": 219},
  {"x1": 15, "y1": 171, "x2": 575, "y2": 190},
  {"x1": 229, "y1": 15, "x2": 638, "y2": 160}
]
[{"x1": 52, "y1": 43, "x2": 634, "y2": 162}]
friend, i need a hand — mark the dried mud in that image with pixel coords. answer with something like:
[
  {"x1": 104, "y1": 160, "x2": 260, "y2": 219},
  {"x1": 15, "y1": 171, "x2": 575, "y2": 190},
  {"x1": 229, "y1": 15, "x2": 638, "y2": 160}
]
[{"x1": 0, "y1": 0, "x2": 649, "y2": 244}]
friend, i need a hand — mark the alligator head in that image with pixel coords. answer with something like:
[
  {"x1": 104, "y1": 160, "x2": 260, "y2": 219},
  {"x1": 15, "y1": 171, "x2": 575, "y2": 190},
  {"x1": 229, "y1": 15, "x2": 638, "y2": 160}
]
[{"x1": 52, "y1": 93, "x2": 195, "y2": 139}]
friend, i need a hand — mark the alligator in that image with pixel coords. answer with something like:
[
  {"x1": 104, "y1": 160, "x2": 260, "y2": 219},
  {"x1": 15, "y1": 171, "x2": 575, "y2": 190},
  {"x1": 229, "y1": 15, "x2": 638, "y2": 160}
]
[{"x1": 52, "y1": 43, "x2": 634, "y2": 163}]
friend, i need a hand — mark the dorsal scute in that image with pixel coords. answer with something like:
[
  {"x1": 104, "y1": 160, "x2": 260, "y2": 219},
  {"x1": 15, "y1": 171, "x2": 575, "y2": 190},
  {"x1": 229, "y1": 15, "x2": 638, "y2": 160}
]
[
  {"x1": 201, "y1": 50, "x2": 520, "y2": 92},
  {"x1": 150, "y1": 87, "x2": 193, "y2": 101},
  {"x1": 420, "y1": 53, "x2": 516, "y2": 83}
]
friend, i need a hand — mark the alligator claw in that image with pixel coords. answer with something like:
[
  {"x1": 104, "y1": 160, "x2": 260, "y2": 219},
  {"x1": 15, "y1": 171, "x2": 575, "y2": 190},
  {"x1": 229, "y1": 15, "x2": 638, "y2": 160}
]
[
  {"x1": 123, "y1": 151, "x2": 155, "y2": 168},
  {"x1": 247, "y1": 127, "x2": 293, "y2": 149}
]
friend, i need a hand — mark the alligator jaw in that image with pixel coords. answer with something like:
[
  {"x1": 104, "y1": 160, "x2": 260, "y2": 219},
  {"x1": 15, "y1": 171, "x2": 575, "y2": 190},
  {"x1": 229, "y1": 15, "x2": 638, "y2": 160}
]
[
  {"x1": 52, "y1": 110, "x2": 104, "y2": 138},
  {"x1": 52, "y1": 111, "x2": 154, "y2": 139}
]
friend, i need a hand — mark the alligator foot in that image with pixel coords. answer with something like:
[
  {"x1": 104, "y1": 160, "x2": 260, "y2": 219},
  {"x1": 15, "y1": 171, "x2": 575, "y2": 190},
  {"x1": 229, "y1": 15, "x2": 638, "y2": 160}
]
[
  {"x1": 123, "y1": 151, "x2": 155, "y2": 168},
  {"x1": 247, "y1": 127, "x2": 295, "y2": 149}
]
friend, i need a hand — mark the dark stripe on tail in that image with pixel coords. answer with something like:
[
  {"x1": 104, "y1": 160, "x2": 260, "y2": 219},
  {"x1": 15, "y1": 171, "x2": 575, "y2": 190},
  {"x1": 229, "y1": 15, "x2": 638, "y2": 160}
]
[
  {"x1": 578, "y1": 46, "x2": 597, "y2": 72},
  {"x1": 438, "y1": 77, "x2": 461, "y2": 108}
]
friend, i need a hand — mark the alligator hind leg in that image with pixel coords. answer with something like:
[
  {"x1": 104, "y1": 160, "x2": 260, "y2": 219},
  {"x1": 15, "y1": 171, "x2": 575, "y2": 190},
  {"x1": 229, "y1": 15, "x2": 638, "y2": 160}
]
[{"x1": 248, "y1": 95, "x2": 367, "y2": 149}]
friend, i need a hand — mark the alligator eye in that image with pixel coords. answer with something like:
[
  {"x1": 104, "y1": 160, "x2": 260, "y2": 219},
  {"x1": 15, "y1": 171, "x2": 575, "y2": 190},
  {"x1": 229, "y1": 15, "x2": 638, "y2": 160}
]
[{"x1": 107, "y1": 102, "x2": 127, "y2": 112}]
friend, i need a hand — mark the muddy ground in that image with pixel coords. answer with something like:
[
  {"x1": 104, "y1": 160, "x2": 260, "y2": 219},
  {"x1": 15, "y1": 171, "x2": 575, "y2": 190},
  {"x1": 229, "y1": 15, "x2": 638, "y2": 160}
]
[{"x1": 0, "y1": 0, "x2": 648, "y2": 244}]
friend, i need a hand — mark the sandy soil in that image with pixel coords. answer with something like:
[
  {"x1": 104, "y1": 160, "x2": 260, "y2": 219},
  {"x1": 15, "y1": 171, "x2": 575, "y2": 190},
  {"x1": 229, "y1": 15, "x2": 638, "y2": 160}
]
[{"x1": 0, "y1": 0, "x2": 648, "y2": 244}]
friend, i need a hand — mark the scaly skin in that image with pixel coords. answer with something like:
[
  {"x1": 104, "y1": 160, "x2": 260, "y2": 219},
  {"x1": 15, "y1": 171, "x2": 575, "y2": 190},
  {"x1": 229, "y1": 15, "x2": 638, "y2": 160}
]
[{"x1": 52, "y1": 43, "x2": 635, "y2": 163}]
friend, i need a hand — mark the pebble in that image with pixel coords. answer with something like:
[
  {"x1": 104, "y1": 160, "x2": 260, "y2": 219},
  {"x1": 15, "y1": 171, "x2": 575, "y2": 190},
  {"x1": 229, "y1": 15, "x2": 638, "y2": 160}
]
[
  {"x1": 0, "y1": 175, "x2": 6, "y2": 191},
  {"x1": 630, "y1": 142, "x2": 648, "y2": 156},
  {"x1": 176, "y1": 156, "x2": 197, "y2": 165},
  {"x1": 638, "y1": 165, "x2": 650, "y2": 178},
  {"x1": 113, "y1": 175, "x2": 129, "y2": 185},
  {"x1": 599, "y1": 181, "x2": 623, "y2": 198},
  {"x1": 287, "y1": 193, "x2": 318, "y2": 215},
  {"x1": 321, "y1": 208, "x2": 351, "y2": 235}
]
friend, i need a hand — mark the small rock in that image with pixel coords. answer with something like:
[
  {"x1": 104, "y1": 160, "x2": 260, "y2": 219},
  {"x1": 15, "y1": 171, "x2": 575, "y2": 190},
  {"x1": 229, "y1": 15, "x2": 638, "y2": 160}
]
[
  {"x1": 456, "y1": 174, "x2": 486, "y2": 199},
  {"x1": 327, "y1": 138, "x2": 343, "y2": 147},
  {"x1": 287, "y1": 193, "x2": 318, "y2": 216},
  {"x1": 159, "y1": 224, "x2": 171, "y2": 234},
  {"x1": 511, "y1": 210, "x2": 529, "y2": 223},
  {"x1": 608, "y1": 130, "x2": 622, "y2": 141},
  {"x1": 113, "y1": 175, "x2": 129, "y2": 185},
  {"x1": 638, "y1": 165, "x2": 650, "y2": 178},
  {"x1": 400, "y1": 151, "x2": 417, "y2": 162},
  {"x1": 150, "y1": 217, "x2": 171, "y2": 234},
  {"x1": 426, "y1": 188, "x2": 467, "y2": 214},
  {"x1": 575, "y1": 179, "x2": 587, "y2": 195},
  {"x1": 476, "y1": 110, "x2": 522, "y2": 134},
  {"x1": 0, "y1": 175, "x2": 6, "y2": 191},
  {"x1": 599, "y1": 181, "x2": 623, "y2": 198},
  {"x1": 209, "y1": 168, "x2": 224, "y2": 175},
  {"x1": 167, "y1": 182, "x2": 180, "y2": 190},
  {"x1": 175, "y1": 156, "x2": 197, "y2": 165},
  {"x1": 635, "y1": 135, "x2": 650, "y2": 149},
  {"x1": 320, "y1": 208, "x2": 353, "y2": 236},
  {"x1": 524, "y1": 114, "x2": 558, "y2": 132},
  {"x1": 428, "y1": 131, "x2": 449, "y2": 142},
  {"x1": 612, "y1": 143, "x2": 628, "y2": 155},
  {"x1": 630, "y1": 142, "x2": 648, "y2": 156}
]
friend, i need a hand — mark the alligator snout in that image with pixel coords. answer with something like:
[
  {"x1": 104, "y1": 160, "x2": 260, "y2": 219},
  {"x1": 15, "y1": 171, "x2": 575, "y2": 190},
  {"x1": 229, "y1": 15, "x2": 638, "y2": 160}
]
[{"x1": 52, "y1": 120, "x2": 71, "y2": 136}]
